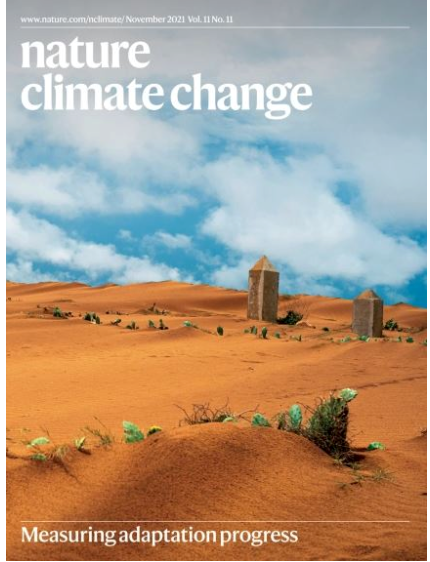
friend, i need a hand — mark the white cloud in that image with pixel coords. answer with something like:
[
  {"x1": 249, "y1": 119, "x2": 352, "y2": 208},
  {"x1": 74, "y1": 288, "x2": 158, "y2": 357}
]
[
  {"x1": 7, "y1": 165, "x2": 196, "y2": 217},
  {"x1": 6, "y1": 208, "x2": 182, "y2": 283},
  {"x1": 201, "y1": 151, "x2": 426, "y2": 287},
  {"x1": 144, "y1": 231, "x2": 192, "y2": 250},
  {"x1": 6, "y1": 259, "x2": 60, "y2": 283}
]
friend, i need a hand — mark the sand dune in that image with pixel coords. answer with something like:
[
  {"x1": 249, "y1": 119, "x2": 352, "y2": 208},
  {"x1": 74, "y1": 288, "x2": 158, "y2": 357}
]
[{"x1": 6, "y1": 281, "x2": 427, "y2": 560}]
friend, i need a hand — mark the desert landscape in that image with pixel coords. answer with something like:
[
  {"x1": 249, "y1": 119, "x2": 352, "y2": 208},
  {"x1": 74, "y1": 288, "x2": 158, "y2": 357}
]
[{"x1": 6, "y1": 280, "x2": 427, "y2": 560}]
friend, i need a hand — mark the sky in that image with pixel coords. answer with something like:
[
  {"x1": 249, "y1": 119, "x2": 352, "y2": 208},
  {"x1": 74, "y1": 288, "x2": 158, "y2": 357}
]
[{"x1": 6, "y1": 0, "x2": 427, "y2": 306}]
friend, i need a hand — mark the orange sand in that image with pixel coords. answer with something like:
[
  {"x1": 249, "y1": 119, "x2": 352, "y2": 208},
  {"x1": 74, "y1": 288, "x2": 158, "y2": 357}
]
[{"x1": 6, "y1": 281, "x2": 427, "y2": 560}]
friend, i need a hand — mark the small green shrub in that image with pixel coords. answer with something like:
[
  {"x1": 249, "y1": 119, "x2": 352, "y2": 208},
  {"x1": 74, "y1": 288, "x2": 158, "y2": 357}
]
[
  {"x1": 285, "y1": 389, "x2": 360, "y2": 460},
  {"x1": 53, "y1": 307, "x2": 63, "y2": 318},
  {"x1": 274, "y1": 332, "x2": 281, "y2": 339},
  {"x1": 384, "y1": 319, "x2": 399, "y2": 331},
  {"x1": 358, "y1": 335, "x2": 370, "y2": 342},
  {"x1": 261, "y1": 327, "x2": 268, "y2": 339},
  {"x1": 148, "y1": 319, "x2": 156, "y2": 328},
  {"x1": 250, "y1": 325, "x2": 258, "y2": 335},
  {"x1": 216, "y1": 326, "x2": 224, "y2": 336},
  {"x1": 367, "y1": 441, "x2": 386, "y2": 451},
  {"x1": 110, "y1": 318, "x2": 121, "y2": 326},
  {"x1": 159, "y1": 319, "x2": 168, "y2": 330},
  {"x1": 126, "y1": 321, "x2": 139, "y2": 330},
  {"x1": 406, "y1": 336, "x2": 414, "y2": 343},
  {"x1": 252, "y1": 413, "x2": 271, "y2": 427},
  {"x1": 84, "y1": 312, "x2": 101, "y2": 324},
  {"x1": 123, "y1": 421, "x2": 144, "y2": 443},
  {"x1": 277, "y1": 310, "x2": 303, "y2": 325}
]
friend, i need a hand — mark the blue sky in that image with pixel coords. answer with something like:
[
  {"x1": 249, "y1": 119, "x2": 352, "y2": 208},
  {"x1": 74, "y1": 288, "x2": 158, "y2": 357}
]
[{"x1": 6, "y1": 0, "x2": 427, "y2": 307}]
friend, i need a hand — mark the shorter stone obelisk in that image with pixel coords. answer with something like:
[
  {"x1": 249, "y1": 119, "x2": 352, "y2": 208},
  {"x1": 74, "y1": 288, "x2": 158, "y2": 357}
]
[
  {"x1": 247, "y1": 256, "x2": 279, "y2": 323},
  {"x1": 352, "y1": 289, "x2": 383, "y2": 337}
]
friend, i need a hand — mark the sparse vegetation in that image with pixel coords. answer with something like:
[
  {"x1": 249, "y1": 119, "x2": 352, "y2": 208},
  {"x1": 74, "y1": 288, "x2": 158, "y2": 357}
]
[
  {"x1": 252, "y1": 413, "x2": 271, "y2": 427},
  {"x1": 84, "y1": 312, "x2": 101, "y2": 324},
  {"x1": 406, "y1": 336, "x2": 414, "y2": 343},
  {"x1": 277, "y1": 310, "x2": 303, "y2": 325},
  {"x1": 126, "y1": 320, "x2": 139, "y2": 330},
  {"x1": 110, "y1": 318, "x2": 121, "y2": 326},
  {"x1": 175, "y1": 402, "x2": 256, "y2": 426},
  {"x1": 74, "y1": 436, "x2": 90, "y2": 454},
  {"x1": 274, "y1": 331, "x2": 281, "y2": 339},
  {"x1": 384, "y1": 319, "x2": 400, "y2": 331},
  {"x1": 277, "y1": 389, "x2": 359, "y2": 461},
  {"x1": 123, "y1": 421, "x2": 144, "y2": 443},
  {"x1": 367, "y1": 441, "x2": 386, "y2": 451},
  {"x1": 216, "y1": 326, "x2": 224, "y2": 336},
  {"x1": 261, "y1": 327, "x2": 268, "y2": 339},
  {"x1": 159, "y1": 319, "x2": 168, "y2": 330},
  {"x1": 83, "y1": 418, "x2": 114, "y2": 447}
]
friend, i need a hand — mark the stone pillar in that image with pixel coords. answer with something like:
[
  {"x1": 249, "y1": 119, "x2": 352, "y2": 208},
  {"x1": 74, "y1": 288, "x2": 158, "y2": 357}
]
[
  {"x1": 247, "y1": 256, "x2": 279, "y2": 323},
  {"x1": 352, "y1": 289, "x2": 383, "y2": 337}
]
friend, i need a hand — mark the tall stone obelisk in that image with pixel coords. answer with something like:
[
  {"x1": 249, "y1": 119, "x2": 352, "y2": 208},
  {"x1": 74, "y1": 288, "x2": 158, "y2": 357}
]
[
  {"x1": 247, "y1": 256, "x2": 279, "y2": 323},
  {"x1": 352, "y1": 289, "x2": 384, "y2": 337}
]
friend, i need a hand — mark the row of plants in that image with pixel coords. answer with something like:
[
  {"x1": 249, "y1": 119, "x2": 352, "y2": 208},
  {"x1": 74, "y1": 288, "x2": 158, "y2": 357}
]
[{"x1": 13, "y1": 388, "x2": 387, "y2": 467}]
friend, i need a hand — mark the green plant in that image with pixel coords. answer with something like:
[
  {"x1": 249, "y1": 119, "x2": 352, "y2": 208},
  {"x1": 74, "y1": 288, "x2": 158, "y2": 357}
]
[
  {"x1": 110, "y1": 318, "x2": 121, "y2": 326},
  {"x1": 26, "y1": 436, "x2": 50, "y2": 461},
  {"x1": 123, "y1": 421, "x2": 144, "y2": 443},
  {"x1": 406, "y1": 336, "x2": 414, "y2": 343},
  {"x1": 422, "y1": 339, "x2": 427, "y2": 346},
  {"x1": 74, "y1": 436, "x2": 89, "y2": 453},
  {"x1": 250, "y1": 325, "x2": 258, "y2": 335},
  {"x1": 216, "y1": 326, "x2": 224, "y2": 336},
  {"x1": 126, "y1": 321, "x2": 139, "y2": 330},
  {"x1": 384, "y1": 319, "x2": 399, "y2": 331},
  {"x1": 252, "y1": 413, "x2": 271, "y2": 427},
  {"x1": 277, "y1": 310, "x2": 303, "y2": 325},
  {"x1": 26, "y1": 435, "x2": 69, "y2": 464},
  {"x1": 244, "y1": 328, "x2": 250, "y2": 334},
  {"x1": 302, "y1": 389, "x2": 358, "y2": 459},
  {"x1": 84, "y1": 312, "x2": 101, "y2": 324},
  {"x1": 148, "y1": 319, "x2": 156, "y2": 328},
  {"x1": 274, "y1": 332, "x2": 281, "y2": 339},
  {"x1": 147, "y1": 425, "x2": 162, "y2": 436},
  {"x1": 83, "y1": 418, "x2": 114, "y2": 447},
  {"x1": 159, "y1": 319, "x2": 168, "y2": 330},
  {"x1": 183, "y1": 321, "x2": 196, "y2": 328},
  {"x1": 288, "y1": 404, "x2": 303, "y2": 431},
  {"x1": 261, "y1": 327, "x2": 268, "y2": 339},
  {"x1": 53, "y1": 307, "x2": 63, "y2": 318},
  {"x1": 358, "y1": 335, "x2": 370, "y2": 342},
  {"x1": 339, "y1": 336, "x2": 352, "y2": 343},
  {"x1": 367, "y1": 441, "x2": 386, "y2": 451}
]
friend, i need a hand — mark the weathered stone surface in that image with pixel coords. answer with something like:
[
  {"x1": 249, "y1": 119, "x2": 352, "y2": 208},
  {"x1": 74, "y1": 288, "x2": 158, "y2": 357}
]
[
  {"x1": 247, "y1": 256, "x2": 279, "y2": 323},
  {"x1": 352, "y1": 289, "x2": 383, "y2": 337}
]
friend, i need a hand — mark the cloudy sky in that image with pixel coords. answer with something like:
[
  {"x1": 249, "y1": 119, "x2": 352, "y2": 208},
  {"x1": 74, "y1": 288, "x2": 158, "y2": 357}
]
[{"x1": 7, "y1": 0, "x2": 427, "y2": 306}]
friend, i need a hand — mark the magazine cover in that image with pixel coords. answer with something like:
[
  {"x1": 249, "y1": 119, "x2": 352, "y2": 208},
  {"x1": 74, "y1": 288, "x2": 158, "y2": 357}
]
[{"x1": 6, "y1": 1, "x2": 427, "y2": 560}]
